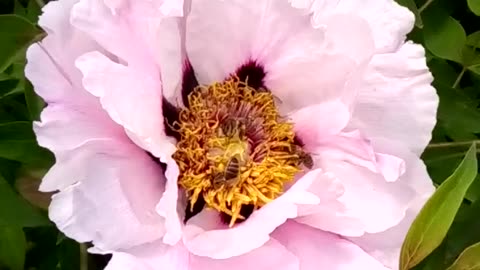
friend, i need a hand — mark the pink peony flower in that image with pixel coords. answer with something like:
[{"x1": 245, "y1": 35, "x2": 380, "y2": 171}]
[{"x1": 26, "y1": 0, "x2": 438, "y2": 269}]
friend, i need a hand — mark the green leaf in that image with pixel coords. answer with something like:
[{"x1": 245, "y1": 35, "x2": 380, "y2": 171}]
[
  {"x1": 466, "y1": 31, "x2": 480, "y2": 48},
  {"x1": 399, "y1": 143, "x2": 478, "y2": 270},
  {"x1": 423, "y1": 8, "x2": 466, "y2": 63},
  {"x1": 468, "y1": 0, "x2": 480, "y2": 16},
  {"x1": 0, "y1": 121, "x2": 53, "y2": 165},
  {"x1": 446, "y1": 242, "x2": 480, "y2": 270},
  {"x1": 0, "y1": 14, "x2": 44, "y2": 72},
  {"x1": 0, "y1": 227, "x2": 26, "y2": 270},
  {"x1": 395, "y1": 0, "x2": 423, "y2": 28},
  {"x1": 0, "y1": 174, "x2": 50, "y2": 227},
  {"x1": 435, "y1": 84, "x2": 480, "y2": 140}
]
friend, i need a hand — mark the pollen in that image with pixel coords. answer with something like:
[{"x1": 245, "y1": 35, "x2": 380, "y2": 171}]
[{"x1": 172, "y1": 79, "x2": 306, "y2": 226}]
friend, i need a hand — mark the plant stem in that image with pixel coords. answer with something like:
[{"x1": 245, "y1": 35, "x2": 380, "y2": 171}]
[
  {"x1": 419, "y1": 0, "x2": 435, "y2": 14},
  {"x1": 80, "y1": 244, "x2": 88, "y2": 270},
  {"x1": 453, "y1": 67, "x2": 467, "y2": 88},
  {"x1": 427, "y1": 140, "x2": 480, "y2": 149}
]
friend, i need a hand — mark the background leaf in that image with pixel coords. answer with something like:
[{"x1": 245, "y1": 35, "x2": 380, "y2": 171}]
[
  {"x1": 0, "y1": 226, "x2": 26, "y2": 270},
  {"x1": 422, "y1": 7, "x2": 466, "y2": 63},
  {"x1": 400, "y1": 144, "x2": 478, "y2": 270},
  {"x1": 0, "y1": 14, "x2": 44, "y2": 72},
  {"x1": 0, "y1": 174, "x2": 50, "y2": 227},
  {"x1": 446, "y1": 242, "x2": 480, "y2": 270},
  {"x1": 467, "y1": 0, "x2": 480, "y2": 16}
]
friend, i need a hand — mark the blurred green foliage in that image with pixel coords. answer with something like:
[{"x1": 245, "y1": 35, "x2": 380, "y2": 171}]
[{"x1": 0, "y1": 0, "x2": 479, "y2": 269}]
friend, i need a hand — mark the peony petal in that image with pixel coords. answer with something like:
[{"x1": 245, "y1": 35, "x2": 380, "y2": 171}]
[
  {"x1": 48, "y1": 139, "x2": 167, "y2": 251},
  {"x1": 347, "y1": 138, "x2": 434, "y2": 268},
  {"x1": 311, "y1": 130, "x2": 406, "y2": 182},
  {"x1": 71, "y1": 0, "x2": 184, "y2": 99},
  {"x1": 156, "y1": 156, "x2": 183, "y2": 245},
  {"x1": 349, "y1": 42, "x2": 438, "y2": 154},
  {"x1": 289, "y1": 100, "x2": 351, "y2": 147},
  {"x1": 272, "y1": 221, "x2": 389, "y2": 270},
  {"x1": 75, "y1": 51, "x2": 176, "y2": 159},
  {"x1": 186, "y1": 0, "x2": 374, "y2": 113},
  {"x1": 26, "y1": 0, "x2": 100, "y2": 102},
  {"x1": 182, "y1": 169, "x2": 321, "y2": 259},
  {"x1": 297, "y1": 154, "x2": 415, "y2": 236},
  {"x1": 104, "y1": 242, "x2": 188, "y2": 270},
  {"x1": 189, "y1": 239, "x2": 299, "y2": 270},
  {"x1": 33, "y1": 103, "x2": 124, "y2": 155},
  {"x1": 104, "y1": 239, "x2": 298, "y2": 270},
  {"x1": 293, "y1": 0, "x2": 414, "y2": 52}
]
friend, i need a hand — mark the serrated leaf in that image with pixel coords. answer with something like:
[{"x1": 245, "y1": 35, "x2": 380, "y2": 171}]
[
  {"x1": 446, "y1": 242, "x2": 480, "y2": 270},
  {"x1": 400, "y1": 143, "x2": 478, "y2": 270},
  {"x1": 0, "y1": 227, "x2": 26, "y2": 270},
  {"x1": 423, "y1": 8, "x2": 466, "y2": 63},
  {"x1": 468, "y1": 0, "x2": 480, "y2": 16},
  {"x1": 0, "y1": 14, "x2": 44, "y2": 72},
  {"x1": 0, "y1": 174, "x2": 50, "y2": 227}
]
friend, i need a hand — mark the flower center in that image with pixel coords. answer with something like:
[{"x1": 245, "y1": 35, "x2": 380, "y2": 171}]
[{"x1": 172, "y1": 79, "x2": 311, "y2": 226}]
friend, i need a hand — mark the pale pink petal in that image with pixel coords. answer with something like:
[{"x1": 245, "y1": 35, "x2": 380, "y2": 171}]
[
  {"x1": 297, "y1": 155, "x2": 415, "y2": 236},
  {"x1": 292, "y1": 0, "x2": 414, "y2": 52},
  {"x1": 347, "y1": 138, "x2": 434, "y2": 268},
  {"x1": 104, "y1": 242, "x2": 189, "y2": 270},
  {"x1": 289, "y1": 100, "x2": 351, "y2": 146},
  {"x1": 312, "y1": 130, "x2": 406, "y2": 182},
  {"x1": 33, "y1": 103, "x2": 124, "y2": 156},
  {"x1": 27, "y1": 0, "x2": 99, "y2": 101},
  {"x1": 48, "y1": 139, "x2": 166, "y2": 251},
  {"x1": 156, "y1": 156, "x2": 183, "y2": 245},
  {"x1": 272, "y1": 221, "x2": 389, "y2": 270},
  {"x1": 75, "y1": 51, "x2": 176, "y2": 159},
  {"x1": 104, "y1": 239, "x2": 298, "y2": 270},
  {"x1": 350, "y1": 42, "x2": 438, "y2": 154},
  {"x1": 189, "y1": 239, "x2": 299, "y2": 270},
  {"x1": 182, "y1": 169, "x2": 321, "y2": 259},
  {"x1": 71, "y1": 0, "x2": 183, "y2": 99},
  {"x1": 186, "y1": 0, "x2": 374, "y2": 113}
]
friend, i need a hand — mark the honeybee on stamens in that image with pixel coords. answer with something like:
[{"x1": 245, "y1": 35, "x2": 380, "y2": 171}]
[
  {"x1": 293, "y1": 145, "x2": 314, "y2": 169},
  {"x1": 212, "y1": 155, "x2": 241, "y2": 189}
]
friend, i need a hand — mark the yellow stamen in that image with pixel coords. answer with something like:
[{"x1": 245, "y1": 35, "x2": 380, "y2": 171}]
[{"x1": 173, "y1": 79, "x2": 303, "y2": 226}]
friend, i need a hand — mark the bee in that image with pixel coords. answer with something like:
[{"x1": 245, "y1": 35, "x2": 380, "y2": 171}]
[
  {"x1": 293, "y1": 145, "x2": 314, "y2": 169},
  {"x1": 212, "y1": 155, "x2": 241, "y2": 189},
  {"x1": 219, "y1": 118, "x2": 247, "y2": 139},
  {"x1": 298, "y1": 151, "x2": 314, "y2": 169}
]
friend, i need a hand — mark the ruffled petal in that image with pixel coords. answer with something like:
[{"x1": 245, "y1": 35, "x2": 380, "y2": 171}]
[
  {"x1": 186, "y1": 0, "x2": 374, "y2": 113},
  {"x1": 182, "y1": 169, "x2": 321, "y2": 259},
  {"x1": 104, "y1": 240, "x2": 298, "y2": 270},
  {"x1": 75, "y1": 51, "x2": 176, "y2": 159},
  {"x1": 272, "y1": 221, "x2": 389, "y2": 270},
  {"x1": 48, "y1": 139, "x2": 167, "y2": 251},
  {"x1": 350, "y1": 42, "x2": 438, "y2": 154},
  {"x1": 291, "y1": 0, "x2": 414, "y2": 52},
  {"x1": 26, "y1": 0, "x2": 99, "y2": 102},
  {"x1": 347, "y1": 138, "x2": 434, "y2": 268},
  {"x1": 289, "y1": 100, "x2": 350, "y2": 146},
  {"x1": 297, "y1": 148, "x2": 415, "y2": 236},
  {"x1": 71, "y1": 0, "x2": 184, "y2": 98},
  {"x1": 104, "y1": 242, "x2": 188, "y2": 270},
  {"x1": 156, "y1": 156, "x2": 183, "y2": 245}
]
